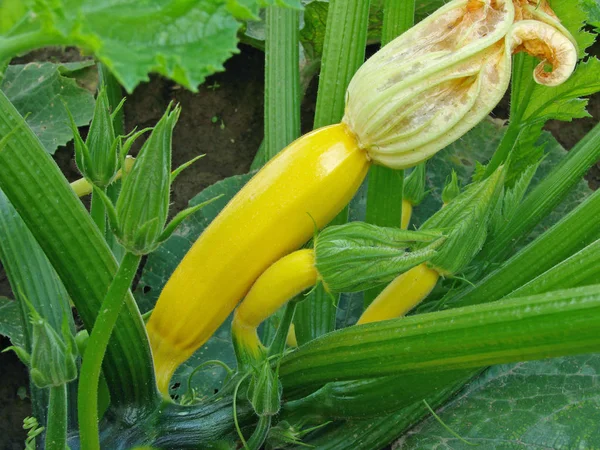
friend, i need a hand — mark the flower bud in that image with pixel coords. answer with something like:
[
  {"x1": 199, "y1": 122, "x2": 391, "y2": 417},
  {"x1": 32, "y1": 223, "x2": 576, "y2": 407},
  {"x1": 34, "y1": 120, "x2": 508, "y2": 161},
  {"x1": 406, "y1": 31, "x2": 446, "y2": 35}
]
[
  {"x1": 10, "y1": 301, "x2": 78, "y2": 388},
  {"x1": 343, "y1": 0, "x2": 577, "y2": 169},
  {"x1": 403, "y1": 163, "x2": 427, "y2": 206},
  {"x1": 70, "y1": 88, "x2": 121, "y2": 187},
  {"x1": 314, "y1": 222, "x2": 444, "y2": 292},
  {"x1": 442, "y1": 170, "x2": 461, "y2": 205},
  {"x1": 113, "y1": 105, "x2": 180, "y2": 254},
  {"x1": 247, "y1": 363, "x2": 282, "y2": 417}
]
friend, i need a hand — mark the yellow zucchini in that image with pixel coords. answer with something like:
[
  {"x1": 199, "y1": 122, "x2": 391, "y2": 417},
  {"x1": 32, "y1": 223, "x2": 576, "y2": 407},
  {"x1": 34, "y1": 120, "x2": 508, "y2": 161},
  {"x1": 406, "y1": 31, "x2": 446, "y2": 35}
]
[{"x1": 147, "y1": 124, "x2": 368, "y2": 393}]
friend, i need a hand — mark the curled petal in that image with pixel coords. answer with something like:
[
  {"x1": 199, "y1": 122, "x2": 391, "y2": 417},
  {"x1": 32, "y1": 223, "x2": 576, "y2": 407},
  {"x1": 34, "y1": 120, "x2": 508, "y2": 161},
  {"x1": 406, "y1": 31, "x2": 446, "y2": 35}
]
[{"x1": 508, "y1": 20, "x2": 578, "y2": 86}]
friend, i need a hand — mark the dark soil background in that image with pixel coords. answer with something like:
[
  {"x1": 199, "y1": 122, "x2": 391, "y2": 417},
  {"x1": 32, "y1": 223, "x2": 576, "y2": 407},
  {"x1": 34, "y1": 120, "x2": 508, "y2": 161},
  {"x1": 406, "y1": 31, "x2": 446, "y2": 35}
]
[{"x1": 0, "y1": 42, "x2": 599, "y2": 449}]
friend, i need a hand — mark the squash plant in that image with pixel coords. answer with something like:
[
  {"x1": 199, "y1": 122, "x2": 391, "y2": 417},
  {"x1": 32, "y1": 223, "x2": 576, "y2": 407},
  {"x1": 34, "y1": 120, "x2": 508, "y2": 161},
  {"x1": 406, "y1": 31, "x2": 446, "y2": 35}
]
[{"x1": 1, "y1": 0, "x2": 600, "y2": 449}]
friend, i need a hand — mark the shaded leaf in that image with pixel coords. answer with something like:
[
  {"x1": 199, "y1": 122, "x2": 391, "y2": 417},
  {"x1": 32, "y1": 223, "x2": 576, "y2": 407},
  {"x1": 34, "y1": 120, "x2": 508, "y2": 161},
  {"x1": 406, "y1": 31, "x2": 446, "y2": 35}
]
[
  {"x1": 135, "y1": 172, "x2": 254, "y2": 398},
  {"x1": 402, "y1": 355, "x2": 600, "y2": 449},
  {"x1": 0, "y1": 296, "x2": 24, "y2": 348},
  {"x1": 582, "y1": 0, "x2": 600, "y2": 31},
  {"x1": 0, "y1": 61, "x2": 95, "y2": 154}
]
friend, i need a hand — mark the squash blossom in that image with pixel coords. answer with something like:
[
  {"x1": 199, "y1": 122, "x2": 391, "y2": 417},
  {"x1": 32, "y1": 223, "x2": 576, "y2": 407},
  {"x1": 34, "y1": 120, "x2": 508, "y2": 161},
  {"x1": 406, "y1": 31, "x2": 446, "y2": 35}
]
[
  {"x1": 147, "y1": 0, "x2": 577, "y2": 395},
  {"x1": 344, "y1": 0, "x2": 577, "y2": 169}
]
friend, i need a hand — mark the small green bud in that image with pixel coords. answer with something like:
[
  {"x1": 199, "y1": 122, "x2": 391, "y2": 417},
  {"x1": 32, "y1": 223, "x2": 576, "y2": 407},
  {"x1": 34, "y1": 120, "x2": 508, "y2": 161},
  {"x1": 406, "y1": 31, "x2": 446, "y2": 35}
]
[
  {"x1": 314, "y1": 222, "x2": 444, "y2": 293},
  {"x1": 70, "y1": 88, "x2": 121, "y2": 187},
  {"x1": 422, "y1": 166, "x2": 505, "y2": 275},
  {"x1": 113, "y1": 105, "x2": 180, "y2": 254},
  {"x1": 247, "y1": 363, "x2": 281, "y2": 417},
  {"x1": 27, "y1": 305, "x2": 77, "y2": 388},
  {"x1": 404, "y1": 163, "x2": 427, "y2": 206},
  {"x1": 441, "y1": 170, "x2": 461, "y2": 205}
]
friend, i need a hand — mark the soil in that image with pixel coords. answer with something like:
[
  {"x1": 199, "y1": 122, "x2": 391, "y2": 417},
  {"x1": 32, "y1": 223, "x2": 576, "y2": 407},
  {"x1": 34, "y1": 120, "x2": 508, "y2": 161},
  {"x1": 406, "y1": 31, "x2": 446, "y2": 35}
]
[{"x1": 1, "y1": 41, "x2": 599, "y2": 449}]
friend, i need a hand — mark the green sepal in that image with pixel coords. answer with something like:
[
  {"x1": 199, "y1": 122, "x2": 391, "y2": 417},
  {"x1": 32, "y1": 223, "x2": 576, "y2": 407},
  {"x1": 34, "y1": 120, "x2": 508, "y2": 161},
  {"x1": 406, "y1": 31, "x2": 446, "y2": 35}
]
[
  {"x1": 403, "y1": 163, "x2": 427, "y2": 206},
  {"x1": 65, "y1": 104, "x2": 93, "y2": 182},
  {"x1": 115, "y1": 105, "x2": 180, "y2": 254},
  {"x1": 265, "y1": 419, "x2": 329, "y2": 449},
  {"x1": 157, "y1": 195, "x2": 223, "y2": 244},
  {"x1": 85, "y1": 88, "x2": 119, "y2": 187},
  {"x1": 118, "y1": 127, "x2": 153, "y2": 177},
  {"x1": 26, "y1": 302, "x2": 77, "y2": 388},
  {"x1": 171, "y1": 154, "x2": 205, "y2": 183},
  {"x1": 314, "y1": 222, "x2": 444, "y2": 292},
  {"x1": 247, "y1": 362, "x2": 282, "y2": 417},
  {"x1": 422, "y1": 165, "x2": 505, "y2": 275},
  {"x1": 2, "y1": 345, "x2": 31, "y2": 366},
  {"x1": 441, "y1": 170, "x2": 460, "y2": 205}
]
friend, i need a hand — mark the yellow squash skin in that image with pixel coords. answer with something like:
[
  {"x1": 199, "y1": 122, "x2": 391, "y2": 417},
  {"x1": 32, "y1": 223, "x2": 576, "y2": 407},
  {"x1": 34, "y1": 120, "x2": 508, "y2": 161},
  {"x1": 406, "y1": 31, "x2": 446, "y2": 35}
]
[
  {"x1": 357, "y1": 263, "x2": 439, "y2": 324},
  {"x1": 232, "y1": 249, "x2": 317, "y2": 358},
  {"x1": 147, "y1": 123, "x2": 369, "y2": 393},
  {"x1": 401, "y1": 199, "x2": 413, "y2": 230}
]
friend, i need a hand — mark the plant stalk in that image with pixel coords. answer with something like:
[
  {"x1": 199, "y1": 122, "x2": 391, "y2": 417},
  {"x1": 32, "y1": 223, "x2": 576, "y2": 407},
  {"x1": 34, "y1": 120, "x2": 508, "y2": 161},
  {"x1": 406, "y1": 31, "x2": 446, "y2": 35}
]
[
  {"x1": 45, "y1": 384, "x2": 67, "y2": 450},
  {"x1": 363, "y1": 0, "x2": 414, "y2": 306},
  {"x1": 78, "y1": 251, "x2": 142, "y2": 450},
  {"x1": 90, "y1": 188, "x2": 106, "y2": 235},
  {"x1": 295, "y1": 0, "x2": 371, "y2": 344}
]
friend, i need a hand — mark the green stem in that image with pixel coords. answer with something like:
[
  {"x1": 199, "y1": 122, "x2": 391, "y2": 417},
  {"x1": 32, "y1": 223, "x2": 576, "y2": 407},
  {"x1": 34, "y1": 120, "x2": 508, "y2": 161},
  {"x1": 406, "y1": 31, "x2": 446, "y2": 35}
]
[
  {"x1": 45, "y1": 384, "x2": 67, "y2": 450},
  {"x1": 447, "y1": 188, "x2": 600, "y2": 308},
  {"x1": 483, "y1": 54, "x2": 536, "y2": 178},
  {"x1": 97, "y1": 64, "x2": 125, "y2": 136},
  {"x1": 381, "y1": 0, "x2": 415, "y2": 43},
  {"x1": 280, "y1": 285, "x2": 600, "y2": 390},
  {"x1": 264, "y1": 6, "x2": 301, "y2": 161},
  {"x1": 0, "y1": 91, "x2": 158, "y2": 409},
  {"x1": 479, "y1": 121, "x2": 600, "y2": 264},
  {"x1": 78, "y1": 251, "x2": 142, "y2": 450},
  {"x1": 268, "y1": 301, "x2": 297, "y2": 357},
  {"x1": 295, "y1": 0, "x2": 371, "y2": 345},
  {"x1": 363, "y1": 0, "x2": 414, "y2": 306},
  {"x1": 0, "y1": 31, "x2": 65, "y2": 62},
  {"x1": 90, "y1": 187, "x2": 106, "y2": 235}
]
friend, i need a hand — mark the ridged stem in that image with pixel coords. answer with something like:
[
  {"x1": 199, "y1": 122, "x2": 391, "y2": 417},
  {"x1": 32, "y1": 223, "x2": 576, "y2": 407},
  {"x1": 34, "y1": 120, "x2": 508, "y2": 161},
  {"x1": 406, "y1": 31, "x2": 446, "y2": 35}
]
[
  {"x1": 360, "y1": 0, "x2": 414, "y2": 306},
  {"x1": 78, "y1": 252, "x2": 142, "y2": 450},
  {"x1": 45, "y1": 384, "x2": 67, "y2": 450},
  {"x1": 280, "y1": 285, "x2": 600, "y2": 389},
  {"x1": 479, "y1": 121, "x2": 600, "y2": 263},
  {"x1": 295, "y1": 0, "x2": 371, "y2": 344},
  {"x1": 90, "y1": 187, "x2": 106, "y2": 235},
  {"x1": 264, "y1": 6, "x2": 301, "y2": 161},
  {"x1": 447, "y1": 188, "x2": 600, "y2": 308},
  {"x1": 0, "y1": 91, "x2": 159, "y2": 410}
]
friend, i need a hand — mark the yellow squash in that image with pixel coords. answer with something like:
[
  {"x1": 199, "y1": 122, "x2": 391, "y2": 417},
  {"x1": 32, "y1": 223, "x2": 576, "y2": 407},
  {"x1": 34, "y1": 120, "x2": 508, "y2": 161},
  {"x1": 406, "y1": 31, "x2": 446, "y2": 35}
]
[{"x1": 147, "y1": 124, "x2": 368, "y2": 393}]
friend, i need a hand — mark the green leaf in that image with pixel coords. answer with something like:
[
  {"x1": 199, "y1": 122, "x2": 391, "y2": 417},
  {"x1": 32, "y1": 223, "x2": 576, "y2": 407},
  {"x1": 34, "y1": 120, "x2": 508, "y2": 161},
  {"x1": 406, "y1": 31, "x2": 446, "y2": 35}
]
[
  {"x1": 0, "y1": 0, "x2": 28, "y2": 34},
  {"x1": 0, "y1": 62, "x2": 95, "y2": 154},
  {"x1": 582, "y1": 0, "x2": 600, "y2": 31},
  {"x1": 0, "y1": 297, "x2": 24, "y2": 348},
  {"x1": 402, "y1": 355, "x2": 600, "y2": 449},
  {"x1": 549, "y1": 0, "x2": 596, "y2": 57},
  {"x1": 299, "y1": 1, "x2": 329, "y2": 59},
  {"x1": 521, "y1": 58, "x2": 600, "y2": 126},
  {"x1": 136, "y1": 172, "x2": 254, "y2": 398},
  {"x1": 1, "y1": 0, "x2": 255, "y2": 93}
]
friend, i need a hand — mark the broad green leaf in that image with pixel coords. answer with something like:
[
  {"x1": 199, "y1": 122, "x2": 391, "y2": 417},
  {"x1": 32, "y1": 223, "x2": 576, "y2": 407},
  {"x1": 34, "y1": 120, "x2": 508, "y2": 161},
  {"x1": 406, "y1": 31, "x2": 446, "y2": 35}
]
[
  {"x1": 1, "y1": 0, "x2": 265, "y2": 93},
  {"x1": 402, "y1": 355, "x2": 600, "y2": 449},
  {"x1": 0, "y1": 296, "x2": 24, "y2": 347},
  {"x1": 0, "y1": 0, "x2": 27, "y2": 34},
  {"x1": 136, "y1": 172, "x2": 253, "y2": 399},
  {"x1": 0, "y1": 61, "x2": 95, "y2": 154}
]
